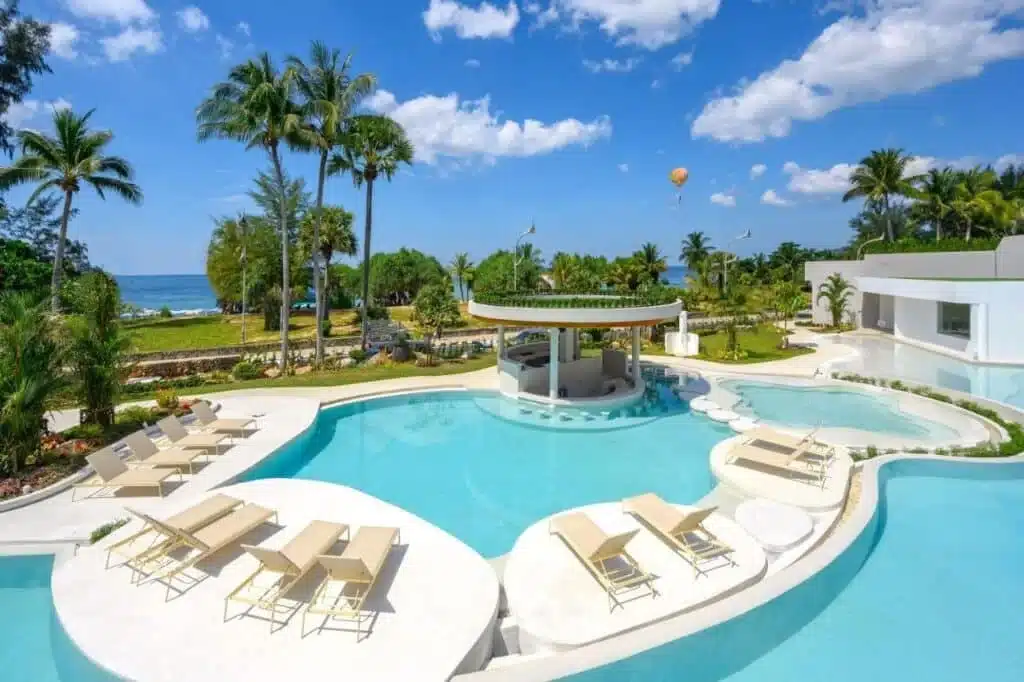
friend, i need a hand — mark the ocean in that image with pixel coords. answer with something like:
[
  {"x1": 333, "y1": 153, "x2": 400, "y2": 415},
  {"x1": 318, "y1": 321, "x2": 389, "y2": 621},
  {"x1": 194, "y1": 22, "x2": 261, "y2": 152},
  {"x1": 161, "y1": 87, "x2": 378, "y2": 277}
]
[{"x1": 115, "y1": 274, "x2": 218, "y2": 314}]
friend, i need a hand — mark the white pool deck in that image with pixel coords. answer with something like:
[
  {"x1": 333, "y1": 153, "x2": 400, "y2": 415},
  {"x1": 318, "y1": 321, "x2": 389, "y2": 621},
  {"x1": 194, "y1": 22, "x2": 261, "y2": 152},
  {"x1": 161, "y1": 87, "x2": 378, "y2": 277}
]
[
  {"x1": 709, "y1": 436, "x2": 854, "y2": 512},
  {"x1": 52, "y1": 478, "x2": 500, "y2": 682},
  {"x1": 503, "y1": 502, "x2": 767, "y2": 652}
]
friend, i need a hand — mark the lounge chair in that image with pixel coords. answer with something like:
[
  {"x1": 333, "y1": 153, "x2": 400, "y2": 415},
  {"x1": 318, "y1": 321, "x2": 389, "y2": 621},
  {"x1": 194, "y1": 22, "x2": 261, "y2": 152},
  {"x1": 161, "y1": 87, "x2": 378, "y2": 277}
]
[
  {"x1": 190, "y1": 402, "x2": 257, "y2": 437},
  {"x1": 742, "y1": 426, "x2": 836, "y2": 467},
  {"x1": 137, "y1": 503, "x2": 278, "y2": 599},
  {"x1": 156, "y1": 416, "x2": 228, "y2": 454},
  {"x1": 73, "y1": 447, "x2": 180, "y2": 501},
  {"x1": 304, "y1": 526, "x2": 401, "y2": 638},
  {"x1": 123, "y1": 431, "x2": 205, "y2": 474},
  {"x1": 226, "y1": 520, "x2": 349, "y2": 630},
  {"x1": 728, "y1": 442, "x2": 828, "y2": 488},
  {"x1": 548, "y1": 512, "x2": 657, "y2": 612},
  {"x1": 622, "y1": 493, "x2": 736, "y2": 577},
  {"x1": 105, "y1": 493, "x2": 243, "y2": 570}
]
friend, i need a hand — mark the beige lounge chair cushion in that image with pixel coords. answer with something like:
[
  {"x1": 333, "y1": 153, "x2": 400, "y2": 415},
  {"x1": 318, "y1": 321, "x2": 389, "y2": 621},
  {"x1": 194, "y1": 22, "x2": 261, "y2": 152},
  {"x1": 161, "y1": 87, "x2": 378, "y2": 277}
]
[
  {"x1": 123, "y1": 431, "x2": 161, "y2": 460},
  {"x1": 320, "y1": 526, "x2": 398, "y2": 582},
  {"x1": 623, "y1": 493, "x2": 716, "y2": 537},
  {"x1": 144, "y1": 447, "x2": 203, "y2": 468},
  {"x1": 731, "y1": 442, "x2": 804, "y2": 469},
  {"x1": 179, "y1": 504, "x2": 275, "y2": 551},
  {"x1": 84, "y1": 449, "x2": 173, "y2": 487},
  {"x1": 173, "y1": 432, "x2": 228, "y2": 449},
  {"x1": 550, "y1": 512, "x2": 638, "y2": 562},
  {"x1": 164, "y1": 494, "x2": 242, "y2": 531},
  {"x1": 191, "y1": 402, "x2": 255, "y2": 432},
  {"x1": 243, "y1": 520, "x2": 348, "y2": 575}
]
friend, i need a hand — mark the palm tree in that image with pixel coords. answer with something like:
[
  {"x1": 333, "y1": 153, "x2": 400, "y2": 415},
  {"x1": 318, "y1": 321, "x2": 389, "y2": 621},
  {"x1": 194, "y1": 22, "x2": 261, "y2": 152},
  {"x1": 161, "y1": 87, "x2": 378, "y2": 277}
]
[
  {"x1": 996, "y1": 164, "x2": 1023, "y2": 201},
  {"x1": 911, "y1": 169, "x2": 956, "y2": 241},
  {"x1": 0, "y1": 109, "x2": 141, "y2": 312},
  {"x1": 816, "y1": 273, "x2": 855, "y2": 329},
  {"x1": 288, "y1": 42, "x2": 375, "y2": 366},
  {"x1": 949, "y1": 168, "x2": 1006, "y2": 241},
  {"x1": 636, "y1": 242, "x2": 667, "y2": 285},
  {"x1": 842, "y1": 148, "x2": 923, "y2": 242},
  {"x1": 328, "y1": 115, "x2": 414, "y2": 349},
  {"x1": 197, "y1": 52, "x2": 303, "y2": 368},
  {"x1": 449, "y1": 252, "x2": 473, "y2": 300},
  {"x1": 680, "y1": 231, "x2": 713, "y2": 272},
  {"x1": 299, "y1": 205, "x2": 356, "y2": 321},
  {"x1": 517, "y1": 242, "x2": 543, "y2": 269}
]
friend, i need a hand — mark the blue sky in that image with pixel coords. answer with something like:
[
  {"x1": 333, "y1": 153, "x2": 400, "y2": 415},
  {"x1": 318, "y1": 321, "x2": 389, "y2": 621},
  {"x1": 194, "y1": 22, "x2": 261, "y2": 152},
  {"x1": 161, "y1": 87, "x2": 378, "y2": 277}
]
[{"x1": 8, "y1": 0, "x2": 1024, "y2": 275}]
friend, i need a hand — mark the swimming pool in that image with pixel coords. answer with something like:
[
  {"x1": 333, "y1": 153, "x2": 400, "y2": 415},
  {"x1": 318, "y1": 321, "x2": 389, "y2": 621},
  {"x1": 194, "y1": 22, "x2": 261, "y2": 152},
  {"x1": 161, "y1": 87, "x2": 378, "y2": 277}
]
[
  {"x1": 563, "y1": 459, "x2": 1024, "y2": 682},
  {"x1": 0, "y1": 554, "x2": 116, "y2": 682},
  {"x1": 245, "y1": 371, "x2": 732, "y2": 557},
  {"x1": 722, "y1": 379, "x2": 960, "y2": 441}
]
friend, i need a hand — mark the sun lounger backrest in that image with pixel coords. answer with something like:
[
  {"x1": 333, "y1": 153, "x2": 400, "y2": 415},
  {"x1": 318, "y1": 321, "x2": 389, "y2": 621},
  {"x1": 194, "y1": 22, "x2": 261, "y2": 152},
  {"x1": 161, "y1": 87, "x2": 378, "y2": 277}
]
[
  {"x1": 123, "y1": 431, "x2": 159, "y2": 460},
  {"x1": 241, "y1": 545, "x2": 300, "y2": 575},
  {"x1": 671, "y1": 506, "x2": 717, "y2": 536},
  {"x1": 592, "y1": 529, "x2": 639, "y2": 561},
  {"x1": 319, "y1": 555, "x2": 373, "y2": 582},
  {"x1": 550, "y1": 513, "x2": 605, "y2": 559},
  {"x1": 86, "y1": 447, "x2": 126, "y2": 482},
  {"x1": 190, "y1": 402, "x2": 217, "y2": 425},
  {"x1": 157, "y1": 416, "x2": 188, "y2": 442}
]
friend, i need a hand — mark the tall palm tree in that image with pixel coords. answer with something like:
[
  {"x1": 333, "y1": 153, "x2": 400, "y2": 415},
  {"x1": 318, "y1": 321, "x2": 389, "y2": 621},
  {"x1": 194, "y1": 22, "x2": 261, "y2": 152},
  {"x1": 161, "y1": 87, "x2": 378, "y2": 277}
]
[
  {"x1": 910, "y1": 168, "x2": 956, "y2": 241},
  {"x1": 449, "y1": 252, "x2": 473, "y2": 300},
  {"x1": 816, "y1": 273, "x2": 855, "y2": 329},
  {"x1": 197, "y1": 52, "x2": 303, "y2": 368},
  {"x1": 842, "y1": 148, "x2": 923, "y2": 242},
  {"x1": 288, "y1": 42, "x2": 375, "y2": 366},
  {"x1": 0, "y1": 109, "x2": 141, "y2": 312},
  {"x1": 679, "y1": 231, "x2": 713, "y2": 272},
  {"x1": 636, "y1": 242, "x2": 667, "y2": 285},
  {"x1": 949, "y1": 167, "x2": 1006, "y2": 242},
  {"x1": 995, "y1": 164, "x2": 1023, "y2": 201},
  {"x1": 328, "y1": 115, "x2": 413, "y2": 349}
]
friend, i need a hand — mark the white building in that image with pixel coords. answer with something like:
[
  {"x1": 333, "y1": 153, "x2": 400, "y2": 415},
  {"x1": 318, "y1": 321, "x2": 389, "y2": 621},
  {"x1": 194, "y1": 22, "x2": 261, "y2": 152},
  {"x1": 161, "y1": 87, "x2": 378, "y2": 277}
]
[{"x1": 805, "y1": 236, "x2": 1024, "y2": 365}]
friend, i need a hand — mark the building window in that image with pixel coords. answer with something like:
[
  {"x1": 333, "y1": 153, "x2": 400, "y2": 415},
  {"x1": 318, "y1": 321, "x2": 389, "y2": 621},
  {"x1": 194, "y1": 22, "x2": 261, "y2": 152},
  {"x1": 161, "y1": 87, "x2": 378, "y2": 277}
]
[{"x1": 937, "y1": 302, "x2": 971, "y2": 338}]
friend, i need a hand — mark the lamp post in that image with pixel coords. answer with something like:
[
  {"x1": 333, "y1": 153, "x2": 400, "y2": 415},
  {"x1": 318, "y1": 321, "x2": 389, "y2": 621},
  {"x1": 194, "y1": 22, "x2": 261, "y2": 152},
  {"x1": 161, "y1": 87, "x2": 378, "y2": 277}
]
[
  {"x1": 857, "y1": 233, "x2": 885, "y2": 260},
  {"x1": 722, "y1": 229, "x2": 752, "y2": 292},
  {"x1": 239, "y1": 215, "x2": 248, "y2": 345},
  {"x1": 513, "y1": 222, "x2": 537, "y2": 291}
]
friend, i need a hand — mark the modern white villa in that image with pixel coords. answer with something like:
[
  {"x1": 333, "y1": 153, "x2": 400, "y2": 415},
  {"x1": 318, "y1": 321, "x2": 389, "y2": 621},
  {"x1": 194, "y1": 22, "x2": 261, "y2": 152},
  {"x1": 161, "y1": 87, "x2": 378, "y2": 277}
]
[{"x1": 806, "y1": 235, "x2": 1024, "y2": 364}]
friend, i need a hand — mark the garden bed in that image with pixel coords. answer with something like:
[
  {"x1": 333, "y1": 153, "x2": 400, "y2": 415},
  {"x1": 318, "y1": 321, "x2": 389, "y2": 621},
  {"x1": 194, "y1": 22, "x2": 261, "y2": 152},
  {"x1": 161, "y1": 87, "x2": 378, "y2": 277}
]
[{"x1": 696, "y1": 324, "x2": 816, "y2": 364}]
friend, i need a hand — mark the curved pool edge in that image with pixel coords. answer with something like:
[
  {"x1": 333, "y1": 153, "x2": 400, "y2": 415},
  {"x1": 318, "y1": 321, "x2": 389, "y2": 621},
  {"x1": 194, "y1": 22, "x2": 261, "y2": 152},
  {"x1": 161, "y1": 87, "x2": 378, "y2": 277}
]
[{"x1": 452, "y1": 450, "x2": 1024, "y2": 682}]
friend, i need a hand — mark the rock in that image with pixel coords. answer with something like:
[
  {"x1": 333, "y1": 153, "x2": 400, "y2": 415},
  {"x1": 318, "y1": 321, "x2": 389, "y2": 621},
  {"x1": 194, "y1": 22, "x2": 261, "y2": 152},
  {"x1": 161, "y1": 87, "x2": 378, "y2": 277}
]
[
  {"x1": 346, "y1": 358, "x2": 360, "y2": 368},
  {"x1": 294, "y1": 366, "x2": 312, "y2": 375},
  {"x1": 368, "y1": 352, "x2": 390, "y2": 366},
  {"x1": 264, "y1": 368, "x2": 281, "y2": 378},
  {"x1": 22, "y1": 484, "x2": 32, "y2": 495},
  {"x1": 392, "y1": 345, "x2": 411, "y2": 362}
]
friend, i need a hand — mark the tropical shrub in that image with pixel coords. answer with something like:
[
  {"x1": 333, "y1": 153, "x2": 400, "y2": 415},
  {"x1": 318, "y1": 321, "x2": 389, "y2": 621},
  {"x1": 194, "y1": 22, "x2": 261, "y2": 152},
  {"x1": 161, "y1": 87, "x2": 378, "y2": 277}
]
[
  {"x1": 414, "y1": 282, "x2": 461, "y2": 348},
  {"x1": 0, "y1": 293, "x2": 67, "y2": 474},
  {"x1": 159, "y1": 305, "x2": 172, "y2": 318},
  {"x1": 816, "y1": 273, "x2": 854, "y2": 328},
  {"x1": 90, "y1": 518, "x2": 128, "y2": 544},
  {"x1": 348, "y1": 349, "x2": 368, "y2": 363},
  {"x1": 231, "y1": 360, "x2": 264, "y2": 381},
  {"x1": 155, "y1": 389, "x2": 179, "y2": 410}
]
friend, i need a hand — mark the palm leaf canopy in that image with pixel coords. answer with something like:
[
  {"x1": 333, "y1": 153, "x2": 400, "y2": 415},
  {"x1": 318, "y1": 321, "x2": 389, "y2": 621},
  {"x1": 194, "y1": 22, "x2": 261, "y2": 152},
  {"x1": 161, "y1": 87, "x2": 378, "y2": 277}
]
[
  {"x1": 0, "y1": 108, "x2": 142, "y2": 205},
  {"x1": 327, "y1": 114, "x2": 414, "y2": 185},
  {"x1": 842, "y1": 148, "x2": 922, "y2": 204}
]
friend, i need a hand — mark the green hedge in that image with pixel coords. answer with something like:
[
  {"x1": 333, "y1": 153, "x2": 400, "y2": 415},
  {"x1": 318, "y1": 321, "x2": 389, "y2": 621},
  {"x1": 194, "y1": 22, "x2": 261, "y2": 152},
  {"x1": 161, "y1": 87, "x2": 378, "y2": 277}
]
[
  {"x1": 473, "y1": 289, "x2": 679, "y2": 309},
  {"x1": 860, "y1": 237, "x2": 1000, "y2": 256}
]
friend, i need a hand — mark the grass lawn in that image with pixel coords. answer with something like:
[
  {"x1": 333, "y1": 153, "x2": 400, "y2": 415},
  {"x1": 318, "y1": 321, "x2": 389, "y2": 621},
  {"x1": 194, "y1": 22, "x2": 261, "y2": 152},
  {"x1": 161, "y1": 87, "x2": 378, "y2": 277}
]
[
  {"x1": 126, "y1": 304, "x2": 494, "y2": 353},
  {"x1": 119, "y1": 353, "x2": 498, "y2": 402},
  {"x1": 696, "y1": 324, "x2": 815, "y2": 364}
]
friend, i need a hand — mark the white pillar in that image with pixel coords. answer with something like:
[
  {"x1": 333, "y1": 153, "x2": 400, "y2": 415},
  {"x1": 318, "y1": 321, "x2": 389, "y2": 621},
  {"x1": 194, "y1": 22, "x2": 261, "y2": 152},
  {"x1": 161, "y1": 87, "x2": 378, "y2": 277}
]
[
  {"x1": 973, "y1": 303, "x2": 988, "y2": 362},
  {"x1": 631, "y1": 326, "x2": 640, "y2": 384},
  {"x1": 496, "y1": 325, "x2": 505, "y2": 361},
  {"x1": 678, "y1": 310, "x2": 688, "y2": 335},
  {"x1": 549, "y1": 328, "x2": 560, "y2": 399}
]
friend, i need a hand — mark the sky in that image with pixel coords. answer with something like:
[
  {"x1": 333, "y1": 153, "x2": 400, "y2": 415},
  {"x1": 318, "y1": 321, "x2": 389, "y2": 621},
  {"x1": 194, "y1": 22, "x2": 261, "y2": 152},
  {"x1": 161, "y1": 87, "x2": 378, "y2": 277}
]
[{"x1": 6, "y1": 0, "x2": 1024, "y2": 275}]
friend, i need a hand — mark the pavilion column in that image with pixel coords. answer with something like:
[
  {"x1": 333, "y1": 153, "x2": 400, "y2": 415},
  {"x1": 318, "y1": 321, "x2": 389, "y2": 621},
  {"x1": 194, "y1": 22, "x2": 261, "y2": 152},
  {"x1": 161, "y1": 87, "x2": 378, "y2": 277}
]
[
  {"x1": 973, "y1": 303, "x2": 988, "y2": 363},
  {"x1": 631, "y1": 326, "x2": 640, "y2": 384},
  {"x1": 549, "y1": 328, "x2": 560, "y2": 400},
  {"x1": 496, "y1": 325, "x2": 505, "y2": 361}
]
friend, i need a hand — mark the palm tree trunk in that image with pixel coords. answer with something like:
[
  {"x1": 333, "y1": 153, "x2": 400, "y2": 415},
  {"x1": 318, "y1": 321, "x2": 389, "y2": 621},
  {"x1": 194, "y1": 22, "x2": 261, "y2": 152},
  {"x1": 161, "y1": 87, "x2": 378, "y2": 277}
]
[
  {"x1": 965, "y1": 218, "x2": 972, "y2": 242},
  {"x1": 360, "y1": 178, "x2": 375, "y2": 350},
  {"x1": 270, "y1": 147, "x2": 290, "y2": 370},
  {"x1": 312, "y1": 153, "x2": 327, "y2": 367},
  {"x1": 321, "y1": 253, "x2": 332, "y2": 330},
  {"x1": 51, "y1": 191, "x2": 74, "y2": 313},
  {"x1": 883, "y1": 195, "x2": 894, "y2": 242}
]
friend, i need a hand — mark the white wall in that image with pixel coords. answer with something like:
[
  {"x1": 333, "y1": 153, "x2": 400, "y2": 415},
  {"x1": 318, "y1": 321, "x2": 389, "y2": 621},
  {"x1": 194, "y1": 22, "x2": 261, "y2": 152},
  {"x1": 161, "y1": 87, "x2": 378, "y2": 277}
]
[
  {"x1": 804, "y1": 261, "x2": 867, "y2": 325},
  {"x1": 983, "y1": 293, "x2": 1024, "y2": 364},
  {"x1": 892, "y1": 297, "x2": 971, "y2": 357}
]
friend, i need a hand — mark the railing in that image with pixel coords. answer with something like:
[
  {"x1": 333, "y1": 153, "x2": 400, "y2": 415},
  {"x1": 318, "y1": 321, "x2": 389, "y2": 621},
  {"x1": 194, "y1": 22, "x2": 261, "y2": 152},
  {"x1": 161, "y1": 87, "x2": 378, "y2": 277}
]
[{"x1": 473, "y1": 289, "x2": 679, "y2": 309}]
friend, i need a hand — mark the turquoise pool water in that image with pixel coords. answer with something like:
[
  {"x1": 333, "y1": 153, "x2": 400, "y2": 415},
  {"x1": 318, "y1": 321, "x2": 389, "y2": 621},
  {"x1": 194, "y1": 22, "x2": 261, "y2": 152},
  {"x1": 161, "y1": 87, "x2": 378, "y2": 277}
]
[
  {"x1": 724, "y1": 380, "x2": 959, "y2": 440},
  {"x1": 0, "y1": 554, "x2": 116, "y2": 682},
  {"x1": 245, "y1": 371, "x2": 732, "y2": 556},
  {"x1": 565, "y1": 459, "x2": 1024, "y2": 682}
]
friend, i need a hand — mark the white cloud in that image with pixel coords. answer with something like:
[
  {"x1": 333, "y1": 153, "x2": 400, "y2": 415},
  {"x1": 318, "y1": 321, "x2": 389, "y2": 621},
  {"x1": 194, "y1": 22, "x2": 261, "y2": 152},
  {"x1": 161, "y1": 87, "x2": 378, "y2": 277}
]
[
  {"x1": 783, "y1": 161, "x2": 855, "y2": 194},
  {"x1": 465, "y1": 58, "x2": 481, "y2": 67},
  {"x1": 524, "y1": 1, "x2": 559, "y2": 30},
  {"x1": 424, "y1": 0, "x2": 520, "y2": 40},
  {"x1": 651, "y1": 79, "x2": 662, "y2": 89},
  {"x1": 49, "y1": 23, "x2": 80, "y2": 60},
  {"x1": 534, "y1": 0, "x2": 721, "y2": 50},
  {"x1": 710, "y1": 191, "x2": 736, "y2": 207},
  {"x1": 995, "y1": 154, "x2": 1023, "y2": 170},
  {"x1": 692, "y1": 1, "x2": 1024, "y2": 143},
  {"x1": 618, "y1": 163, "x2": 629, "y2": 172},
  {"x1": 761, "y1": 189, "x2": 792, "y2": 206},
  {"x1": 236, "y1": 21, "x2": 250, "y2": 36},
  {"x1": 582, "y1": 57, "x2": 641, "y2": 73},
  {"x1": 670, "y1": 50, "x2": 693, "y2": 69},
  {"x1": 365, "y1": 89, "x2": 612, "y2": 165},
  {"x1": 176, "y1": 6, "x2": 210, "y2": 33},
  {"x1": 215, "y1": 34, "x2": 233, "y2": 59},
  {"x1": 3, "y1": 98, "x2": 72, "y2": 129},
  {"x1": 100, "y1": 26, "x2": 163, "y2": 62},
  {"x1": 750, "y1": 163, "x2": 767, "y2": 178},
  {"x1": 65, "y1": 0, "x2": 156, "y2": 24}
]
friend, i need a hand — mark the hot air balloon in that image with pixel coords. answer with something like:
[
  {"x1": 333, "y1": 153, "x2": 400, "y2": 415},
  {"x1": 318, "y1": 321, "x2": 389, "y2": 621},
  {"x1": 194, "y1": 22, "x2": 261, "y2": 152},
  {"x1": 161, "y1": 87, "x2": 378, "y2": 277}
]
[{"x1": 670, "y1": 167, "x2": 689, "y2": 204}]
